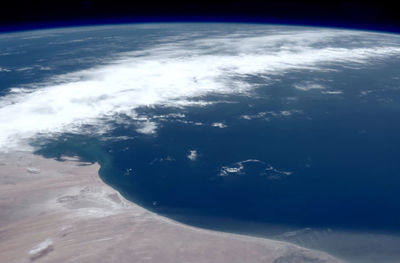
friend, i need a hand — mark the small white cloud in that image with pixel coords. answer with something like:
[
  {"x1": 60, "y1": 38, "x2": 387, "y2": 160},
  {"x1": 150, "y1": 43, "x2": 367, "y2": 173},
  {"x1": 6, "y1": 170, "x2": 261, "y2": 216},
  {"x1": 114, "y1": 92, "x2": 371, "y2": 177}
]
[
  {"x1": 264, "y1": 165, "x2": 293, "y2": 180},
  {"x1": 321, "y1": 90, "x2": 343, "y2": 95},
  {"x1": 360, "y1": 90, "x2": 373, "y2": 97},
  {"x1": 27, "y1": 167, "x2": 40, "y2": 174},
  {"x1": 0, "y1": 67, "x2": 11, "y2": 72},
  {"x1": 160, "y1": 156, "x2": 175, "y2": 162},
  {"x1": 152, "y1": 113, "x2": 185, "y2": 119},
  {"x1": 8, "y1": 88, "x2": 32, "y2": 94},
  {"x1": 211, "y1": 122, "x2": 227, "y2": 128},
  {"x1": 219, "y1": 159, "x2": 292, "y2": 179},
  {"x1": 220, "y1": 163, "x2": 245, "y2": 176},
  {"x1": 16, "y1": 67, "x2": 33, "y2": 72},
  {"x1": 124, "y1": 168, "x2": 133, "y2": 176},
  {"x1": 293, "y1": 83, "x2": 326, "y2": 91},
  {"x1": 136, "y1": 121, "x2": 157, "y2": 135},
  {"x1": 187, "y1": 150, "x2": 198, "y2": 161},
  {"x1": 281, "y1": 228, "x2": 313, "y2": 238},
  {"x1": 29, "y1": 239, "x2": 53, "y2": 256},
  {"x1": 280, "y1": 110, "x2": 292, "y2": 116},
  {"x1": 149, "y1": 156, "x2": 175, "y2": 165},
  {"x1": 219, "y1": 159, "x2": 261, "y2": 176},
  {"x1": 240, "y1": 115, "x2": 252, "y2": 120},
  {"x1": 240, "y1": 110, "x2": 300, "y2": 121}
]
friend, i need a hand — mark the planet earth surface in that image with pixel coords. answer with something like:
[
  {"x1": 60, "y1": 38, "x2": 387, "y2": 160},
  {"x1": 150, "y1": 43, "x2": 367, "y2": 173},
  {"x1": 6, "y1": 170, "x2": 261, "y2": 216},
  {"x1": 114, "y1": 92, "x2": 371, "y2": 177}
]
[{"x1": 1, "y1": 23, "x2": 400, "y2": 262}]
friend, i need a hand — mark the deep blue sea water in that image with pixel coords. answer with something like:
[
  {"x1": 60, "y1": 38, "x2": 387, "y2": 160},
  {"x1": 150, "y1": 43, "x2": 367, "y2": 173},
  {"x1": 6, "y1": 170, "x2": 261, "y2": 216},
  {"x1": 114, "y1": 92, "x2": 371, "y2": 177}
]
[
  {"x1": 1, "y1": 23, "x2": 400, "y2": 262},
  {"x1": 35, "y1": 61, "x2": 400, "y2": 231}
]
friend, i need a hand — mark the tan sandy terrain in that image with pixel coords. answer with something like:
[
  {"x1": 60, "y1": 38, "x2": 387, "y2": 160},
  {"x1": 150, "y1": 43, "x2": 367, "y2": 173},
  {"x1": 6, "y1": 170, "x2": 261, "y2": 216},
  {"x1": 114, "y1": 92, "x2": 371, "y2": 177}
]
[{"x1": 0, "y1": 151, "x2": 344, "y2": 263}]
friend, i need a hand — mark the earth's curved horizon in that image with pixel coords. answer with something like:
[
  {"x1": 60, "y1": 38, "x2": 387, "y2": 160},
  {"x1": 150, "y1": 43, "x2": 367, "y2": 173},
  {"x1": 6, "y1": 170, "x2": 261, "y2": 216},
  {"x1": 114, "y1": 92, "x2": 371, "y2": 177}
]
[{"x1": 1, "y1": 23, "x2": 400, "y2": 262}]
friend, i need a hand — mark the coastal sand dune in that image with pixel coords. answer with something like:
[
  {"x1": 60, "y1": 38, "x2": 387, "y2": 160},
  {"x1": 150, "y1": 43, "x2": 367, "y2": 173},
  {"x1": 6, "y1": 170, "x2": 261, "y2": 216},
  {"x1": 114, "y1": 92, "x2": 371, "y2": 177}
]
[{"x1": 0, "y1": 152, "x2": 343, "y2": 263}]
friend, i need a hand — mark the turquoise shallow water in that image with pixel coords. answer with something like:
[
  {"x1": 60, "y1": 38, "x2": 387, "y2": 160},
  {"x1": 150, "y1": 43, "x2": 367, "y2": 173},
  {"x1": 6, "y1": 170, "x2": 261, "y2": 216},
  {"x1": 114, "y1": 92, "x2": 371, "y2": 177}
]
[{"x1": 1, "y1": 23, "x2": 400, "y2": 262}]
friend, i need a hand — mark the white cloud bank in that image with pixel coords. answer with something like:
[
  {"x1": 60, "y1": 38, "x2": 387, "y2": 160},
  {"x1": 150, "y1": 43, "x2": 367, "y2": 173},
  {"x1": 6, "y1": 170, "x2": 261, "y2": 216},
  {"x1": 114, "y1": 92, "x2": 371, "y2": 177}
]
[{"x1": 1, "y1": 26, "x2": 400, "y2": 151}]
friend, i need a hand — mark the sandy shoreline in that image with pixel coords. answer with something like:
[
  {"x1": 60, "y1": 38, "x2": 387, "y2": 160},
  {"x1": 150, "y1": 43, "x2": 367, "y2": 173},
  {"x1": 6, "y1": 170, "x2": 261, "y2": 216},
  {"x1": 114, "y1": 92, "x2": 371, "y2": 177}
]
[{"x1": 0, "y1": 151, "x2": 343, "y2": 263}]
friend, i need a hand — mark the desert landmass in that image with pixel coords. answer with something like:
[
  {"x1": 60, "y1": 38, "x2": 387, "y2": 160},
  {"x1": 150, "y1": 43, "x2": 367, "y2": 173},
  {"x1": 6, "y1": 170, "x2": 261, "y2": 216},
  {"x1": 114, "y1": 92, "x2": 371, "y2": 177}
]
[{"x1": 0, "y1": 151, "x2": 344, "y2": 263}]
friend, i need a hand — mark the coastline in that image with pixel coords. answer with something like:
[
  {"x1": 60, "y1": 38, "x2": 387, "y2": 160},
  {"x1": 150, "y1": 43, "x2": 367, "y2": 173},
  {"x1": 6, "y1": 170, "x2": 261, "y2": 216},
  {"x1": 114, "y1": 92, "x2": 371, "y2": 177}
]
[{"x1": 0, "y1": 151, "x2": 344, "y2": 263}]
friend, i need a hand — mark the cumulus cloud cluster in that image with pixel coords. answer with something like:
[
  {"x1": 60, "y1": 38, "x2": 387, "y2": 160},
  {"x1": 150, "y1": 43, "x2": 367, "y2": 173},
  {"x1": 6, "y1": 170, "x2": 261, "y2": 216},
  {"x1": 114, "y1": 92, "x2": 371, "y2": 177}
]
[
  {"x1": 1, "y1": 26, "x2": 400, "y2": 151},
  {"x1": 240, "y1": 110, "x2": 302, "y2": 121},
  {"x1": 219, "y1": 159, "x2": 292, "y2": 179}
]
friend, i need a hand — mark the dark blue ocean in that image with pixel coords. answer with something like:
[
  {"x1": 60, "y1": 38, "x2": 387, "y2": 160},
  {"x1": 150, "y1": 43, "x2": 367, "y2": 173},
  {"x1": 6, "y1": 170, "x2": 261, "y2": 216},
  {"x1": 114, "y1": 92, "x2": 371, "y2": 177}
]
[{"x1": 35, "y1": 61, "x2": 400, "y2": 231}]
